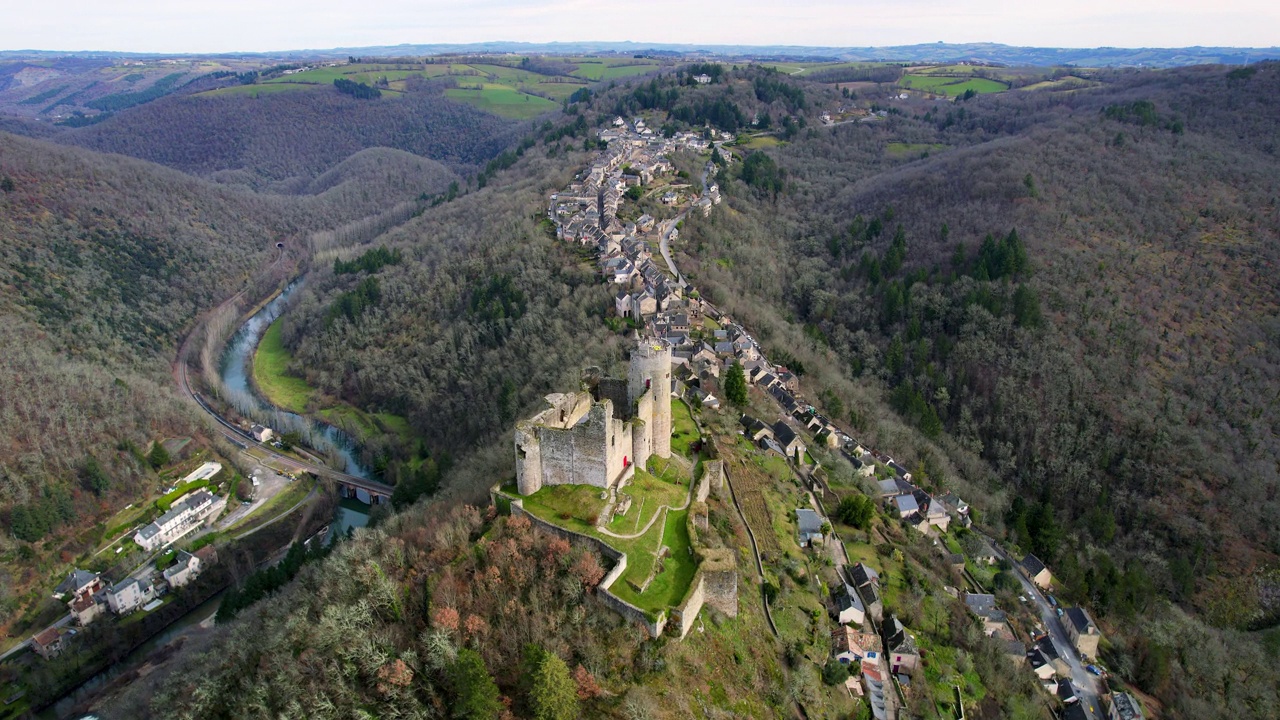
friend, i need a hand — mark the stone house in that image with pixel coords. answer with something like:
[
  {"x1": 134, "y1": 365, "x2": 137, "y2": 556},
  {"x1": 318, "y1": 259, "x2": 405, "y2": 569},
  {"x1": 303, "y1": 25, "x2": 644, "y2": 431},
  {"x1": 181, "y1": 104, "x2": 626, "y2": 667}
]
[
  {"x1": 847, "y1": 563, "x2": 884, "y2": 623},
  {"x1": 250, "y1": 424, "x2": 273, "y2": 443},
  {"x1": 163, "y1": 550, "x2": 202, "y2": 589},
  {"x1": 796, "y1": 508, "x2": 824, "y2": 547},
  {"x1": 773, "y1": 422, "x2": 807, "y2": 462},
  {"x1": 962, "y1": 592, "x2": 1008, "y2": 636},
  {"x1": 1064, "y1": 607, "x2": 1101, "y2": 658},
  {"x1": 884, "y1": 616, "x2": 920, "y2": 675},
  {"x1": 1020, "y1": 554, "x2": 1053, "y2": 589},
  {"x1": 831, "y1": 584, "x2": 866, "y2": 626},
  {"x1": 832, "y1": 625, "x2": 881, "y2": 664}
]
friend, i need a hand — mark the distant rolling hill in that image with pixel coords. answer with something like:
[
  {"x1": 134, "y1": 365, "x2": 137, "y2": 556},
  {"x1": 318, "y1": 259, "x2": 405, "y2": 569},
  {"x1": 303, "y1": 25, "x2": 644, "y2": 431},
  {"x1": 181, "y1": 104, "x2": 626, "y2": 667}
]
[{"x1": 57, "y1": 87, "x2": 521, "y2": 184}]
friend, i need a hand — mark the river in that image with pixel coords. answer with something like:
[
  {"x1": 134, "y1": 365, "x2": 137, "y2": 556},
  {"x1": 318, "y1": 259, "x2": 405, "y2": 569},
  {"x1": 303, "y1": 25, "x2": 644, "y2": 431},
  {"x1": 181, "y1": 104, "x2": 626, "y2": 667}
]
[
  {"x1": 219, "y1": 280, "x2": 371, "y2": 479},
  {"x1": 37, "y1": 281, "x2": 376, "y2": 719}
]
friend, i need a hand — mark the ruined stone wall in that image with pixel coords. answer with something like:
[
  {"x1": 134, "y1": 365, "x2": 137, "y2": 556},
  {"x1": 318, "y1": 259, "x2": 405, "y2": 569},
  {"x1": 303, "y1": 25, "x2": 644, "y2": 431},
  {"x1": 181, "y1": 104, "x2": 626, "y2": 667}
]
[
  {"x1": 514, "y1": 424, "x2": 543, "y2": 495},
  {"x1": 628, "y1": 340, "x2": 672, "y2": 457},
  {"x1": 606, "y1": 419, "x2": 632, "y2": 487},
  {"x1": 669, "y1": 463, "x2": 739, "y2": 638},
  {"x1": 534, "y1": 401, "x2": 618, "y2": 490},
  {"x1": 596, "y1": 378, "x2": 629, "y2": 420},
  {"x1": 696, "y1": 460, "x2": 724, "y2": 503}
]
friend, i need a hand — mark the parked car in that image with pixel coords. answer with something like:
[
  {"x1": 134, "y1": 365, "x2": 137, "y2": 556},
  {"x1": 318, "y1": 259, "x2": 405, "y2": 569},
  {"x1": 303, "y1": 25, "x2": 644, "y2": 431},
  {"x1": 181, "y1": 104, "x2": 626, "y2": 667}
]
[
  {"x1": 1047, "y1": 594, "x2": 1059, "y2": 607},
  {"x1": 1086, "y1": 664, "x2": 1102, "y2": 676},
  {"x1": 1056, "y1": 607, "x2": 1064, "y2": 617}
]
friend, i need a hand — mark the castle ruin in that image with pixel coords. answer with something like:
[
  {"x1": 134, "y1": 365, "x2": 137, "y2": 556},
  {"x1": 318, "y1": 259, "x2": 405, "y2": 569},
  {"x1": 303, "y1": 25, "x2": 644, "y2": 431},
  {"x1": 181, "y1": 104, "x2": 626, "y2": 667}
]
[{"x1": 515, "y1": 339, "x2": 672, "y2": 496}]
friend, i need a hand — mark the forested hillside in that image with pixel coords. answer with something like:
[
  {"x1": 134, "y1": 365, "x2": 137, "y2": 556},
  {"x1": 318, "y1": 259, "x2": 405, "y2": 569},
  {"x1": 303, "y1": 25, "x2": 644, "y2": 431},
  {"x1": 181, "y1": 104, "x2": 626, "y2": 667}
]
[
  {"x1": 278, "y1": 145, "x2": 627, "y2": 487},
  {"x1": 0, "y1": 131, "x2": 299, "y2": 489},
  {"x1": 676, "y1": 63, "x2": 1280, "y2": 716},
  {"x1": 59, "y1": 88, "x2": 521, "y2": 185},
  {"x1": 0, "y1": 131, "x2": 317, "y2": 623}
]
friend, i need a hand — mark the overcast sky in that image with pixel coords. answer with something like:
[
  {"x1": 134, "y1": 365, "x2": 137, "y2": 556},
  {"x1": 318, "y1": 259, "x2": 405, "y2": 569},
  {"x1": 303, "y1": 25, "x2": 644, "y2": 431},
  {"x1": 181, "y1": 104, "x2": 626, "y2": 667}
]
[{"x1": 6, "y1": 0, "x2": 1278, "y2": 53}]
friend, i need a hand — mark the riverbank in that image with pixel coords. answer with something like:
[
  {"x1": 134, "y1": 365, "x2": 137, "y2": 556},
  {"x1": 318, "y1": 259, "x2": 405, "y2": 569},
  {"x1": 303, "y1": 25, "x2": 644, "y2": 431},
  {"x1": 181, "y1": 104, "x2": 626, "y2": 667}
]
[{"x1": 252, "y1": 319, "x2": 314, "y2": 413}]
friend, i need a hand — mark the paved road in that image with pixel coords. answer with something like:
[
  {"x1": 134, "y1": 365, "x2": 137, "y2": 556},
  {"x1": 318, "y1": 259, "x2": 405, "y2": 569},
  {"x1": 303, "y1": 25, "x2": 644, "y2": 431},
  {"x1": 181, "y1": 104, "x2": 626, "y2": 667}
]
[
  {"x1": 658, "y1": 213, "x2": 688, "y2": 284},
  {"x1": 988, "y1": 538, "x2": 1104, "y2": 720},
  {"x1": 656, "y1": 158, "x2": 718, "y2": 285}
]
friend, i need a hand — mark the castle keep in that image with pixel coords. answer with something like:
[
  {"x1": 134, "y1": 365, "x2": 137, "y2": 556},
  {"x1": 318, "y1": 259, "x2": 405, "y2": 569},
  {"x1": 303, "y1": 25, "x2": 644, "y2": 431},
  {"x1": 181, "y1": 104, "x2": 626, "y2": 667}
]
[{"x1": 515, "y1": 339, "x2": 672, "y2": 496}]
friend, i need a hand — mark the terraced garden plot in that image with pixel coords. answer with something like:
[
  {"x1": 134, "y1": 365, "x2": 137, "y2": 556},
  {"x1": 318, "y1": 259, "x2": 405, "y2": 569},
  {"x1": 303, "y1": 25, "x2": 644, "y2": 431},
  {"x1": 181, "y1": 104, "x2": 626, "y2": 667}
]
[{"x1": 722, "y1": 453, "x2": 782, "y2": 559}]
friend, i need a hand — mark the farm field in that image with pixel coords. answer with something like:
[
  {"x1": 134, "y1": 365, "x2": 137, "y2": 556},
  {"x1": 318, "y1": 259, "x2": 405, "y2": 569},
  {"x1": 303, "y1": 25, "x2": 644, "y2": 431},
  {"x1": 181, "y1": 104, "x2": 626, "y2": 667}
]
[
  {"x1": 566, "y1": 59, "x2": 662, "y2": 80},
  {"x1": 1019, "y1": 75, "x2": 1100, "y2": 92},
  {"x1": 734, "y1": 134, "x2": 782, "y2": 150},
  {"x1": 762, "y1": 61, "x2": 895, "y2": 75},
  {"x1": 720, "y1": 438, "x2": 783, "y2": 560},
  {"x1": 196, "y1": 60, "x2": 575, "y2": 115},
  {"x1": 886, "y1": 141, "x2": 947, "y2": 157},
  {"x1": 444, "y1": 82, "x2": 559, "y2": 118},
  {"x1": 198, "y1": 83, "x2": 323, "y2": 98},
  {"x1": 900, "y1": 74, "x2": 1009, "y2": 95}
]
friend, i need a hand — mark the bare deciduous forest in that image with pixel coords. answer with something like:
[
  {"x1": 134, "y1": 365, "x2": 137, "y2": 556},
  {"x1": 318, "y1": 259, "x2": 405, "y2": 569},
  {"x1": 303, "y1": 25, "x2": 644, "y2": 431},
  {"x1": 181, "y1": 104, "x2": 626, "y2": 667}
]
[{"x1": 2, "y1": 56, "x2": 1278, "y2": 720}]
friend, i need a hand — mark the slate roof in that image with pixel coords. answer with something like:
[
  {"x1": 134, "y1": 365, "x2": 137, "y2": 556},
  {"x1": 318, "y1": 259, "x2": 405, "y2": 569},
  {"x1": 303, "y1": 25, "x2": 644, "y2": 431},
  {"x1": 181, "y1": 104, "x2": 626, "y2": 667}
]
[
  {"x1": 1064, "y1": 607, "x2": 1097, "y2": 635},
  {"x1": 849, "y1": 563, "x2": 880, "y2": 588},
  {"x1": 893, "y1": 494, "x2": 920, "y2": 515},
  {"x1": 773, "y1": 422, "x2": 799, "y2": 447},
  {"x1": 796, "y1": 508, "x2": 824, "y2": 536},
  {"x1": 55, "y1": 569, "x2": 99, "y2": 596},
  {"x1": 1021, "y1": 554, "x2": 1048, "y2": 577}
]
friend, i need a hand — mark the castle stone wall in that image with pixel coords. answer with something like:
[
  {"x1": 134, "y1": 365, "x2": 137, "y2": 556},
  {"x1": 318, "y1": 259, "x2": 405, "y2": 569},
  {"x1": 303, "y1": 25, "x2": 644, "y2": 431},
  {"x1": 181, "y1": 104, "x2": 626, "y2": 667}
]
[{"x1": 632, "y1": 391, "x2": 654, "y2": 470}]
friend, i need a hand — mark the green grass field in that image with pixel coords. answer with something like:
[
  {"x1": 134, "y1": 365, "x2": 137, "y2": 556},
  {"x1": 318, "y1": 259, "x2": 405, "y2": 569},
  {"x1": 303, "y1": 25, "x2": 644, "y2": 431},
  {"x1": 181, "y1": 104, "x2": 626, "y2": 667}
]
[
  {"x1": 318, "y1": 405, "x2": 413, "y2": 444},
  {"x1": 886, "y1": 142, "x2": 947, "y2": 157},
  {"x1": 253, "y1": 320, "x2": 314, "y2": 413},
  {"x1": 444, "y1": 83, "x2": 559, "y2": 118},
  {"x1": 671, "y1": 399, "x2": 700, "y2": 458},
  {"x1": 607, "y1": 508, "x2": 697, "y2": 612},
  {"x1": 198, "y1": 83, "x2": 323, "y2": 98},
  {"x1": 900, "y1": 75, "x2": 1008, "y2": 96},
  {"x1": 567, "y1": 60, "x2": 661, "y2": 81}
]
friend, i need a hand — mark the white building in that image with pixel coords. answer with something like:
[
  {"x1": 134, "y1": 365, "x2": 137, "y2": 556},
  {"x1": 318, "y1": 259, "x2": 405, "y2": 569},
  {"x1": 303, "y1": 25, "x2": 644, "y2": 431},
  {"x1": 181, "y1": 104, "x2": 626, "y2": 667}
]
[
  {"x1": 107, "y1": 577, "x2": 155, "y2": 615},
  {"x1": 134, "y1": 490, "x2": 226, "y2": 552},
  {"x1": 163, "y1": 551, "x2": 202, "y2": 589}
]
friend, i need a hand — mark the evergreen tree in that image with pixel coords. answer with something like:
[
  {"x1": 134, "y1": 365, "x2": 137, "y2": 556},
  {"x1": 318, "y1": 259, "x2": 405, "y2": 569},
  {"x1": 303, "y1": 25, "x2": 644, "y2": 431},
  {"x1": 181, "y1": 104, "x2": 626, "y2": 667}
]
[
  {"x1": 148, "y1": 441, "x2": 170, "y2": 469},
  {"x1": 724, "y1": 361, "x2": 747, "y2": 406},
  {"x1": 449, "y1": 649, "x2": 502, "y2": 720},
  {"x1": 529, "y1": 651, "x2": 579, "y2": 720}
]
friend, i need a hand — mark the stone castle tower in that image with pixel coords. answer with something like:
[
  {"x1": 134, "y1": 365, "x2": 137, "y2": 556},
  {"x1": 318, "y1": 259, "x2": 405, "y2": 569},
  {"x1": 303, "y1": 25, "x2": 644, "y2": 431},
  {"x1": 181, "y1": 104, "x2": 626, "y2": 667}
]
[
  {"x1": 514, "y1": 338, "x2": 672, "y2": 496},
  {"x1": 628, "y1": 339, "x2": 672, "y2": 458}
]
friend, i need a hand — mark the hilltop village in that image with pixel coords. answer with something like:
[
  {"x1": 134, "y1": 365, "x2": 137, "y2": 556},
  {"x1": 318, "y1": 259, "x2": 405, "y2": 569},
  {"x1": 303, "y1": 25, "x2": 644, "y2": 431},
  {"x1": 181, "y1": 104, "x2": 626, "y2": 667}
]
[{"x1": 502, "y1": 114, "x2": 1145, "y2": 720}]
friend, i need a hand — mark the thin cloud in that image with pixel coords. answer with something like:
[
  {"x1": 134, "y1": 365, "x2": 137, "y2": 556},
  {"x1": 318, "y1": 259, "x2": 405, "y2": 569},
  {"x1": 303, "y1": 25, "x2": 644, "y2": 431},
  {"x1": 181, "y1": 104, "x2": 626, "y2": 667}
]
[{"x1": 2, "y1": 0, "x2": 1276, "y2": 53}]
